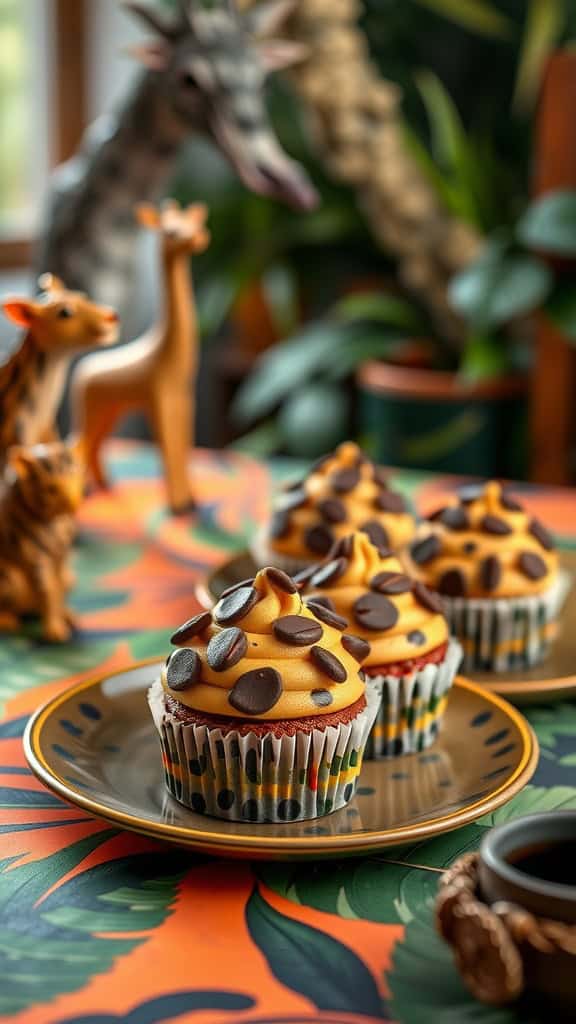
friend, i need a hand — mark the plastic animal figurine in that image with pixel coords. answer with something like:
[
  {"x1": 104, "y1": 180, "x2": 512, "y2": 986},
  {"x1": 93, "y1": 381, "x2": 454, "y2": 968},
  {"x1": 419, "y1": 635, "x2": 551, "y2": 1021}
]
[
  {"x1": 0, "y1": 442, "x2": 83, "y2": 643},
  {"x1": 38, "y1": 0, "x2": 316, "y2": 311},
  {"x1": 0, "y1": 274, "x2": 119, "y2": 465},
  {"x1": 71, "y1": 200, "x2": 209, "y2": 514}
]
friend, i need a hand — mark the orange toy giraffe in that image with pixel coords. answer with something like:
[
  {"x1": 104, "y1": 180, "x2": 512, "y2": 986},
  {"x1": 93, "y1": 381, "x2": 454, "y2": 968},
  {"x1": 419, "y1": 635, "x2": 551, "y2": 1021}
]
[
  {"x1": 71, "y1": 201, "x2": 209, "y2": 513},
  {"x1": 0, "y1": 274, "x2": 118, "y2": 464}
]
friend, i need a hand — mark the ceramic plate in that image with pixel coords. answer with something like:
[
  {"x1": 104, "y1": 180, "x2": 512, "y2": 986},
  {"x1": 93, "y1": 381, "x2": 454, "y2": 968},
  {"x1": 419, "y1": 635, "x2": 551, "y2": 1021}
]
[
  {"x1": 24, "y1": 661, "x2": 537, "y2": 859},
  {"x1": 198, "y1": 550, "x2": 576, "y2": 706}
]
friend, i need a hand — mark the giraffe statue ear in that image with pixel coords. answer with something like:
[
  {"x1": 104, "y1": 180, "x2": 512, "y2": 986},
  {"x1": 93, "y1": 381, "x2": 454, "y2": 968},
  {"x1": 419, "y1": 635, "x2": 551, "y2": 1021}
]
[
  {"x1": 2, "y1": 299, "x2": 39, "y2": 328},
  {"x1": 38, "y1": 273, "x2": 65, "y2": 294},
  {"x1": 135, "y1": 203, "x2": 162, "y2": 229},
  {"x1": 257, "y1": 38, "x2": 309, "y2": 72}
]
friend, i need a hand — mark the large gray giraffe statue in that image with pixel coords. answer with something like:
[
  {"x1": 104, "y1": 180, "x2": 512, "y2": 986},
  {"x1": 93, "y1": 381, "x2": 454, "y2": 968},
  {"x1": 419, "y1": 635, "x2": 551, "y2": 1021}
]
[{"x1": 37, "y1": 0, "x2": 317, "y2": 311}]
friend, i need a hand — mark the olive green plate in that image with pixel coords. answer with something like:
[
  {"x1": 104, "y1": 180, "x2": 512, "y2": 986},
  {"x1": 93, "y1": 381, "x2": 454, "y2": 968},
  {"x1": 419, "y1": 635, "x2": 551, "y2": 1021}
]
[
  {"x1": 24, "y1": 661, "x2": 537, "y2": 859},
  {"x1": 197, "y1": 550, "x2": 576, "y2": 706}
]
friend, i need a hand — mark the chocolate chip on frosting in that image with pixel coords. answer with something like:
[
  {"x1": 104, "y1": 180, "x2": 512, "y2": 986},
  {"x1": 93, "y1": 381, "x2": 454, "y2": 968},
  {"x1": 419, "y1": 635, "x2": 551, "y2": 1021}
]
[
  {"x1": 463, "y1": 541, "x2": 477, "y2": 554},
  {"x1": 407, "y1": 630, "x2": 426, "y2": 646},
  {"x1": 317, "y1": 497, "x2": 347, "y2": 524},
  {"x1": 170, "y1": 611, "x2": 212, "y2": 645},
  {"x1": 438, "y1": 568, "x2": 467, "y2": 597},
  {"x1": 307, "y1": 594, "x2": 336, "y2": 611},
  {"x1": 341, "y1": 634, "x2": 371, "y2": 662},
  {"x1": 166, "y1": 648, "x2": 202, "y2": 690},
  {"x1": 480, "y1": 555, "x2": 501, "y2": 592},
  {"x1": 413, "y1": 581, "x2": 444, "y2": 614},
  {"x1": 206, "y1": 627, "x2": 248, "y2": 671},
  {"x1": 500, "y1": 489, "x2": 523, "y2": 512},
  {"x1": 311, "y1": 689, "x2": 333, "y2": 707},
  {"x1": 293, "y1": 564, "x2": 318, "y2": 589},
  {"x1": 306, "y1": 600, "x2": 348, "y2": 631},
  {"x1": 411, "y1": 534, "x2": 441, "y2": 565},
  {"x1": 228, "y1": 668, "x2": 283, "y2": 715},
  {"x1": 370, "y1": 571, "x2": 412, "y2": 595},
  {"x1": 518, "y1": 551, "x2": 548, "y2": 580},
  {"x1": 264, "y1": 566, "x2": 298, "y2": 594},
  {"x1": 353, "y1": 592, "x2": 399, "y2": 631},
  {"x1": 481, "y1": 514, "x2": 512, "y2": 536},
  {"x1": 270, "y1": 509, "x2": 290, "y2": 540},
  {"x1": 273, "y1": 615, "x2": 323, "y2": 646},
  {"x1": 304, "y1": 523, "x2": 334, "y2": 555},
  {"x1": 529, "y1": 518, "x2": 554, "y2": 551},
  {"x1": 330, "y1": 535, "x2": 354, "y2": 559},
  {"x1": 331, "y1": 466, "x2": 360, "y2": 493},
  {"x1": 214, "y1": 585, "x2": 259, "y2": 625},
  {"x1": 310, "y1": 557, "x2": 348, "y2": 588},
  {"x1": 375, "y1": 491, "x2": 407, "y2": 514},
  {"x1": 279, "y1": 487, "x2": 308, "y2": 512},
  {"x1": 440, "y1": 506, "x2": 470, "y2": 531},
  {"x1": 360, "y1": 520, "x2": 390, "y2": 549},
  {"x1": 310, "y1": 645, "x2": 348, "y2": 682}
]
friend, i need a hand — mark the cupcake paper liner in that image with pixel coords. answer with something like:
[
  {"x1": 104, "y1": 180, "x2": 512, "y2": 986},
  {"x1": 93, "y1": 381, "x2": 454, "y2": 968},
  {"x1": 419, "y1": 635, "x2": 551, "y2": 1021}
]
[
  {"x1": 364, "y1": 637, "x2": 462, "y2": 759},
  {"x1": 249, "y1": 526, "x2": 313, "y2": 576},
  {"x1": 148, "y1": 678, "x2": 381, "y2": 823},
  {"x1": 440, "y1": 569, "x2": 572, "y2": 673}
]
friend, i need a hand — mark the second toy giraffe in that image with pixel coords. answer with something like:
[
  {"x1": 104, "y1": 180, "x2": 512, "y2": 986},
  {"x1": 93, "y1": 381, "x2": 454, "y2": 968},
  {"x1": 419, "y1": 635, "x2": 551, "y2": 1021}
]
[{"x1": 71, "y1": 200, "x2": 210, "y2": 513}]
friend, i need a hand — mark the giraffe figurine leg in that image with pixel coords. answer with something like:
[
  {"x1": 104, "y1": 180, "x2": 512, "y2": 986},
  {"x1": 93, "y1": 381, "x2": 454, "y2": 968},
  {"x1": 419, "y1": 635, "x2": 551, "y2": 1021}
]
[{"x1": 151, "y1": 388, "x2": 194, "y2": 514}]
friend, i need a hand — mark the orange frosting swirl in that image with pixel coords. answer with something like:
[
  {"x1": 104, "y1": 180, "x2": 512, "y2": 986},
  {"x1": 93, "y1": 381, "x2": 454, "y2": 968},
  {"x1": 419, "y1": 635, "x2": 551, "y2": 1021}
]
[
  {"x1": 267, "y1": 441, "x2": 416, "y2": 560},
  {"x1": 303, "y1": 531, "x2": 448, "y2": 669},
  {"x1": 412, "y1": 481, "x2": 559, "y2": 598},
  {"x1": 161, "y1": 567, "x2": 366, "y2": 719}
]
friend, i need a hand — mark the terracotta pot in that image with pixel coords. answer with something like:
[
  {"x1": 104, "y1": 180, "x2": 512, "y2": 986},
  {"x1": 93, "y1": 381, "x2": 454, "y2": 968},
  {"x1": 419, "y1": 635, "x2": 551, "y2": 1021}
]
[{"x1": 356, "y1": 360, "x2": 527, "y2": 476}]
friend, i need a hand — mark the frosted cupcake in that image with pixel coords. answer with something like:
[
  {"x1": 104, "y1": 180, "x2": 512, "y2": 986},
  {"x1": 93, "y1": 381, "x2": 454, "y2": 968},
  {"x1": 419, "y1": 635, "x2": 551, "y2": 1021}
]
[
  {"x1": 411, "y1": 481, "x2": 571, "y2": 671},
  {"x1": 148, "y1": 566, "x2": 380, "y2": 822},
  {"x1": 252, "y1": 440, "x2": 416, "y2": 575},
  {"x1": 300, "y1": 531, "x2": 462, "y2": 758}
]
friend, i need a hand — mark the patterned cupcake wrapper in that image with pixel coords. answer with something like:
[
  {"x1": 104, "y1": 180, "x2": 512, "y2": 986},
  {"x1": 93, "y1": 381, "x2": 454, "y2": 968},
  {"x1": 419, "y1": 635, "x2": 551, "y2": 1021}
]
[
  {"x1": 148, "y1": 678, "x2": 381, "y2": 823},
  {"x1": 440, "y1": 569, "x2": 572, "y2": 673},
  {"x1": 249, "y1": 527, "x2": 313, "y2": 576},
  {"x1": 364, "y1": 637, "x2": 462, "y2": 759}
]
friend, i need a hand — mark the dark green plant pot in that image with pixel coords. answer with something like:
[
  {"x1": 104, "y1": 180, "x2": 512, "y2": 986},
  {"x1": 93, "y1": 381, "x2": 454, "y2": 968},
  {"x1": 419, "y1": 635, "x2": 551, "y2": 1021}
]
[{"x1": 356, "y1": 361, "x2": 527, "y2": 477}]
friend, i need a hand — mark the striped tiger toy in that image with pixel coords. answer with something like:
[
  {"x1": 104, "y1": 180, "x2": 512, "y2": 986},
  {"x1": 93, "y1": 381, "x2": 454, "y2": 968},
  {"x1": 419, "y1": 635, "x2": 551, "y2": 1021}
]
[{"x1": 0, "y1": 442, "x2": 83, "y2": 643}]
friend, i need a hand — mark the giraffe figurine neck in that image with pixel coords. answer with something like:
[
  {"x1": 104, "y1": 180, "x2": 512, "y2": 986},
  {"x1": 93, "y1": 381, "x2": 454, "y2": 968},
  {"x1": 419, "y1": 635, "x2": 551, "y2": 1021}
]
[{"x1": 157, "y1": 244, "x2": 197, "y2": 376}]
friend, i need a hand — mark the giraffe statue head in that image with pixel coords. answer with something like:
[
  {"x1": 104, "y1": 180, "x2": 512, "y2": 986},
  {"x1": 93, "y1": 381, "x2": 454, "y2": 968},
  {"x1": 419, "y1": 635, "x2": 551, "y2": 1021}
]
[
  {"x1": 125, "y1": 0, "x2": 318, "y2": 210},
  {"x1": 135, "y1": 199, "x2": 211, "y2": 256}
]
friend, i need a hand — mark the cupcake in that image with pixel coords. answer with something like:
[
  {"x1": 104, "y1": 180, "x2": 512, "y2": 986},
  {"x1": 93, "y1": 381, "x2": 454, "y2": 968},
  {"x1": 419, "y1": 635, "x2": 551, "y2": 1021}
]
[
  {"x1": 300, "y1": 531, "x2": 462, "y2": 758},
  {"x1": 411, "y1": 480, "x2": 572, "y2": 672},
  {"x1": 148, "y1": 566, "x2": 380, "y2": 822},
  {"x1": 252, "y1": 440, "x2": 416, "y2": 575}
]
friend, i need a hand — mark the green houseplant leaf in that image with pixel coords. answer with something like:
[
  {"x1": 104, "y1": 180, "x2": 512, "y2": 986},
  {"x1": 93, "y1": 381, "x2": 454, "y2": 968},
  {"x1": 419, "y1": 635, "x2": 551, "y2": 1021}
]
[
  {"x1": 412, "y1": 0, "x2": 514, "y2": 38},
  {"x1": 449, "y1": 240, "x2": 552, "y2": 329},
  {"x1": 277, "y1": 381, "x2": 350, "y2": 457},
  {"x1": 517, "y1": 190, "x2": 576, "y2": 255},
  {"x1": 334, "y1": 292, "x2": 424, "y2": 331},
  {"x1": 513, "y1": 0, "x2": 565, "y2": 114}
]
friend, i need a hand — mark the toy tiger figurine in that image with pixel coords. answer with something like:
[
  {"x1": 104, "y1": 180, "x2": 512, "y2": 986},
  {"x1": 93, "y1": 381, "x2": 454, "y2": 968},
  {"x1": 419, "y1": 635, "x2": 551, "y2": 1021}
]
[{"x1": 0, "y1": 442, "x2": 83, "y2": 643}]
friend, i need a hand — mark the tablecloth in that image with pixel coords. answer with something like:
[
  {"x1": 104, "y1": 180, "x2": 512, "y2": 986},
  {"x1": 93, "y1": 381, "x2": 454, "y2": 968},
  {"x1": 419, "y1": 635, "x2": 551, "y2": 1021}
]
[{"x1": 1, "y1": 442, "x2": 576, "y2": 1024}]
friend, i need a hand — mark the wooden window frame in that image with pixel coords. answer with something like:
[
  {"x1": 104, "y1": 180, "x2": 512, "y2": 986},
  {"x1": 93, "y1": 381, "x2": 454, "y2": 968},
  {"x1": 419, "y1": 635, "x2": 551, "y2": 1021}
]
[{"x1": 0, "y1": 0, "x2": 88, "y2": 269}]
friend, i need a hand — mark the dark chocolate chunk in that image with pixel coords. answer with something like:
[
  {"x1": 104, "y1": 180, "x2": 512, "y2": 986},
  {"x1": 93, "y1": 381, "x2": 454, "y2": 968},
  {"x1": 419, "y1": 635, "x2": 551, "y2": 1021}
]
[
  {"x1": 206, "y1": 627, "x2": 247, "y2": 671},
  {"x1": 214, "y1": 586, "x2": 259, "y2": 625},
  {"x1": 518, "y1": 551, "x2": 548, "y2": 580},
  {"x1": 440, "y1": 506, "x2": 470, "y2": 531},
  {"x1": 407, "y1": 630, "x2": 426, "y2": 646},
  {"x1": 353, "y1": 592, "x2": 399, "y2": 631},
  {"x1": 279, "y1": 487, "x2": 307, "y2": 512},
  {"x1": 463, "y1": 541, "x2": 477, "y2": 554},
  {"x1": 311, "y1": 689, "x2": 333, "y2": 707},
  {"x1": 360, "y1": 520, "x2": 390, "y2": 549},
  {"x1": 375, "y1": 491, "x2": 407, "y2": 514},
  {"x1": 501, "y1": 489, "x2": 523, "y2": 512},
  {"x1": 411, "y1": 534, "x2": 441, "y2": 565},
  {"x1": 293, "y1": 564, "x2": 318, "y2": 589},
  {"x1": 481, "y1": 514, "x2": 512, "y2": 536},
  {"x1": 273, "y1": 614, "x2": 323, "y2": 646},
  {"x1": 170, "y1": 611, "x2": 212, "y2": 645},
  {"x1": 219, "y1": 577, "x2": 255, "y2": 599},
  {"x1": 317, "y1": 498, "x2": 347, "y2": 524},
  {"x1": 370, "y1": 571, "x2": 412, "y2": 595},
  {"x1": 270, "y1": 509, "x2": 290, "y2": 540},
  {"x1": 304, "y1": 523, "x2": 334, "y2": 555},
  {"x1": 306, "y1": 600, "x2": 347, "y2": 631},
  {"x1": 413, "y1": 581, "x2": 444, "y2": 614},
  {"x1": 480, "y1": 555, "x2": 501, "y2": 592},
  {"x1": 330, "y1": 535, "x2": 354, "y2": 559},
  {"x1": 264, "y1": 566, "x2": 298, "y2": 594},
  {"x1": 341, "y1": 634, "x2": 371, "y2": 662},
  {"x1": 529, "y1": 518, "x2": 554, "y2": 551},
  {"x1": 307, "y1": 594, "x2": 336, "y2": 611},
  {"x1": 310, "y1": 645, "x2": 348, "y2": 682},
  {"x1": 331, "y1": 466, "x2": 360, "y2": 493},
  {"x1": 458, "y1": 484, "x2": 483, "y2": 504},
  {"x1": 438, "y1": 568, "x2": 467, "y2": 597},
  {"x1": 228, "y1": 668, "x2": 283, "y2": 715},
  {"x1": 166, "y1": 648, "x2": 202, "y2": 691},
  {"x1": 310, "y1": 557, "x2": 348, "y2": 588}
]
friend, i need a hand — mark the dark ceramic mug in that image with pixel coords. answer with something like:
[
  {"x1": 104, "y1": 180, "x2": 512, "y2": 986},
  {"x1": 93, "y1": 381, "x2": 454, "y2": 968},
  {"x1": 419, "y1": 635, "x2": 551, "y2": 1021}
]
[{"x1": 479, "y1": 811, "x2": 576, "y2": 1005}]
